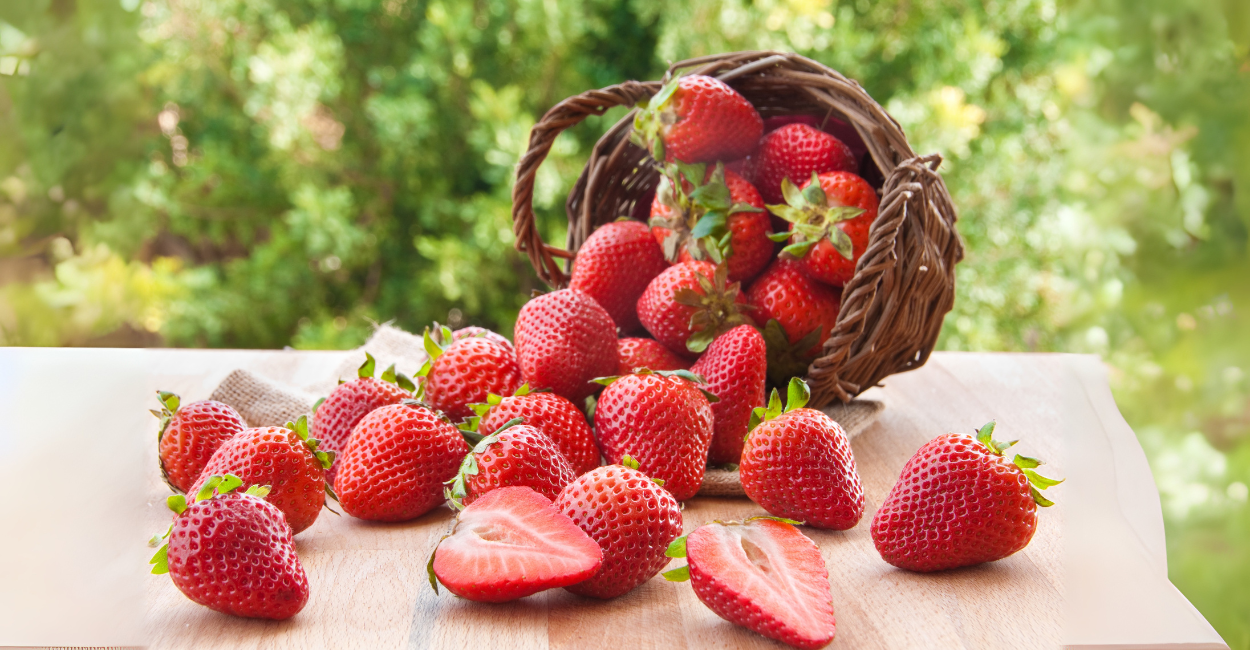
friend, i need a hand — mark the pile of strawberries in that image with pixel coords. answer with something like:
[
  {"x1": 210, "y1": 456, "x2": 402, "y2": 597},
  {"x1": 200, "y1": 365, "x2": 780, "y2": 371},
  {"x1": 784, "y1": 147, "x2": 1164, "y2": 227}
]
[{"x1": 145, "y1": 74, "x2": 1061, "y2": 650}]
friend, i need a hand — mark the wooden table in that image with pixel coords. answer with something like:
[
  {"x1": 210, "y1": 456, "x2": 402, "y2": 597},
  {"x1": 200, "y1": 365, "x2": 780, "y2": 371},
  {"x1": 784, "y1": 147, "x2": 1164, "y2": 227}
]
[{"x1": 0, "y1": 350, "x2": 1229, "y2": 649}]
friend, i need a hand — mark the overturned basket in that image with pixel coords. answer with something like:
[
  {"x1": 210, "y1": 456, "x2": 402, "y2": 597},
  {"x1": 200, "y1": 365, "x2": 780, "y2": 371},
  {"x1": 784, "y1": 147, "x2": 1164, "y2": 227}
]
[{"x1": 512, "y1": 51, "x2": 963, "y2": 408}]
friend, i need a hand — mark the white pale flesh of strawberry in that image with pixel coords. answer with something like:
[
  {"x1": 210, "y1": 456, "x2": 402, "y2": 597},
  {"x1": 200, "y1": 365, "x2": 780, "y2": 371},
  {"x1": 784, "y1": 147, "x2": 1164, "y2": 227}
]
[
  {"x1": 434, "y1": 487, "x2": 601, "y2": 597},
  {"x1": 691, "y1": 520, "x2": 836, "y2": 643}
]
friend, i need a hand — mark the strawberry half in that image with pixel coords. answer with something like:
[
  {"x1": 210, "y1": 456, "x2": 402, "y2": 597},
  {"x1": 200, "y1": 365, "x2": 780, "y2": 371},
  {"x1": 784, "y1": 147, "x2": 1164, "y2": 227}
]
[
  {"x1": 631, "y1": 74, "x2": 762, "y2": 164},
  {"x1": 446, "y1": 418, "x2": 577, "y2": 506},
  {"x1": 150, "y1": 475, "x2": 308, "y2": 620},
  {"x1": 556, "y1": 456, "x2": 683, "y2": 599},
  {"x1": 310, "y1": 352, "x2": 415, "y2": 485},
  {"x1": 429, "y1": 486, "x2": 603, "y2": 602},
  {"x1": 617, "y1": 337, "x2": 691, "y2": 375},
  {"x1": 569, "y1": 220, "x2": 670, "y2": 334},
  {"x1": 664, "y1": 517, "x2": 836, "y2": 650},
  {"x1": 153, "y1": 391, "x2": 246, "y2": 494},
  {"x1": 474, "y1": 384, "x2": 601, "y2": 475},
  {"x1": 753, "y1": 123, "x2": 857, "y2": 206},
  {"x1": 769, "y1": 171, "x2": 880, "y2": 288},
  {"x1": 637, "y1": 261, "x2": 753, "y2": 358},
  {"x1": 420, "y1": 327, "x2": 523, "y2": 423},
  {"x1": 514, "y1": 288, "x2": 619, "y2": 404},
  {"x1": 690, "y1": 324, "x2": 767, "y2": 466},
  {"x1": 871, "y1": 421, "x2": 1062, "y2": 572},
  {"x1": 740, "y1": 379, "x2": 864, "y2": 530}
]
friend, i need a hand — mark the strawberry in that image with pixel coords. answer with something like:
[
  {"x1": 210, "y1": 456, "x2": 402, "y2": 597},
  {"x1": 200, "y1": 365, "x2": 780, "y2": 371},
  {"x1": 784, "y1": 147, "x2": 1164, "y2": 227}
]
[
  {"x1": 617, "y1": 337, "x2": 691, "y2": 374},
  {"x1": 636, "y1": 261, "x2": 753, "y2": 358},
  {"x1": 569, "y1": 220, "x2": 670, "y2": 334},
  {"x1": 310, "y1": 353, "x2": 414, "y2": 485},
  {"x1": 189, "y1": 416, "x2": 333, "y2": 535},
  {"x1": 649, "y1": 163, "x2": 773, "y2": 283},
  {"x1": 689, "y1": 325, "x2": 767, "y2": 466},
  {"x1": 631, "y1": 74, "x2": 762, "y2": 164},
  {"x1": 429, "y1": 486, "x2": 603, "y2": 602},
  {"x1": 149, "y1": 475, "x2": 308, "y2": 620},
  {"x1": 739, "y1": 379, "x2": 863, "y2": 530},
  {"x1": 769, "y1": 171, "x2": 880, "y2": 287},
  {"x1": 753, "y1": 123, "x2": 857, "y2": 206},
  {"x1": 663, "y1": 517, "x2": 836, "y2": 650},
  {"x1": 451, "y1": 325, "x2": 513, "y2": 350},
  {"x1": 474, "y1": 384, "x2": 601, "y2": 475},
  {"x1": 420, "y1": 328, "x2": 523, "y2": 423},
  {"x1": 745, "y1": 260, "x2": 841, "y2": 385},
  {"x1": 762, "y1": 114, "x2": 869, "y2": 161},
  {"x1": 513, "y1": 288, "x2": 619, "y2": 404},
  {"x1": 592, "y1": 369, "x2": 715, "y2": 501},
  {"x1": 153, "y1": 391, "x2": 246, "y2": 494},
  {"x1": 871, "y1": 421, "x2": 1062, "y2": 572},
  {"x1": 334, "y1": 401, "x2": 468, "y2": 521},
  {"x1": 555, "y1": 456, "x2": 683, "y2": 599},
  {"x1": 446, "y1": 418, "x2": 577, "y2": 506}
]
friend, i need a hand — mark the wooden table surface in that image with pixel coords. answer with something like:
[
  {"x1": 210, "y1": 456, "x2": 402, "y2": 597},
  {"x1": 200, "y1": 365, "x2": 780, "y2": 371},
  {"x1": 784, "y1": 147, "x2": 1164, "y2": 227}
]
[{"x1": 0, "y1": 349, "x2": 1228, "y2": 649}]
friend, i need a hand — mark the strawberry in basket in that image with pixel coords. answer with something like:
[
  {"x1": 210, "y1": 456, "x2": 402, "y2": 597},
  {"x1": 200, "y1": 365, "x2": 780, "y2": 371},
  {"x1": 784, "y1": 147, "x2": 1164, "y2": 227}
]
[
  {"x1": 745, "y1": 259, "x2": 841, "y2": 386},
  {"x1": 769, "y1": 171, "x2": 881, "y2": 288},
  {"x1": 752, "y1": 123, "x2": 857, "y2": 206},
  {"x1": 631, "y1": 74, "x2": 762, "y2": 164},
  {"x1": 637, "y1": 261, "x2": 753, "y2": 358},
  {"x1": 569, "y1": 219, "x2": 669, "y2": 334}
]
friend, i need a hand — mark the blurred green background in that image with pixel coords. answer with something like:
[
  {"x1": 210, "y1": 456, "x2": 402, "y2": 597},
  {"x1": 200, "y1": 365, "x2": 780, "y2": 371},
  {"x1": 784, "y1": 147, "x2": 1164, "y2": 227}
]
[{"x1": 1, "y1": 0, "x2": 1248, "y2": 643}]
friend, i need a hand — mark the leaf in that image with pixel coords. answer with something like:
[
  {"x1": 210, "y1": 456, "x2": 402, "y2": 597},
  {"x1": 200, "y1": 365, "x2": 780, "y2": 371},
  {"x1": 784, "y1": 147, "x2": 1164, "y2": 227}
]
[
  {"x1": 802, "y1": 177, "x2": 827, "y2": 206},
  {"x1": 690, "y1": 180, "x2": 731, "y2": 211},
  {"x1": 765, "y1": 389, "x2": 783, "y2": 421},
  {"x1": 358, "y1": 352, "x2": 377, "y2": 379},
  {"x1": 649, "y1": 77, "x2": 681, "y2": 112},
  {"x1": 245, "y1": 485, "x2": 272, "y2": 498},
  {"x1": 686, "y1": 327, "x2": 716, "y2": 354},
  {"x1": 826, "y1": 205, "x2": 866, "y2": 224},
  {"x1": 1031, "y1": 486, "x2": 1055, "y2": 507},
  {"x1": 976, "y1": 421, "x2": 997, "y2": 448},
  {"x1": 591, "y1": 375, "x2": 622, "y2": 387},
  {"x1": 196, "y1": 475, "x2": 223, "y2": 502},
  {"x1": 622, "y1": 455, "x2": 640, "y2": 470},
  {"x1": 673, "y1": 287, "x2": 706, "y2": 308},
  {"x1": 781, "y1": 239, "x2": 817, "y2": 259},
  {"x1": 166, "y1": 494, "x2": 187, "y2": 515},
  {"x1": 396, "y1": 372, "x2": 417, "y2": 393},
  {"x1": 785, "y1": 377, "x2": 811, "y2": 412},
  {"x1": 727, "y1": 202, "x2": 764, "y2": 214},
  {"x1": 665, "y1": 535, "x2": 688, "y2": 558},
  {"x1": 1023, "y1": 469, "x2": 1064, "y2": 489},
  {"x1": 381, "y1": 363, "x2": 397, "y2": 384},
  {"x1": 158, "y1": 391, "x2": 180, "y2": 414},
  {"x1": 780, "y1": 177, "x2": 805, "y2": 208},
  {"x1": 217, "y1": 474, "x2": 243, "y2": 495},
  {"x1": 828, "y1": 226, "x2": 855, "y2": 260},
  {"x1": 689, "y1": 212, "x2": 726, "y2": 240},
  {"x1": 656, "y1": 368, "x2": 706, "y2": 384},
  {"x1": 673, "y1": 161, "x2": 706, "y2": 187},
  {"x1": 149, "y1": 543, "x2": 170, "y2": 575},
  {"x1": 423, "y1": 329, "x2": 443, "y2": 360},
  {"x1": 767, "y1": 230, "x2": 792, "y2": 243},
  {"x1": 312, "y1": 397, "x2": 325, "y2": 414},
  {"x1": 662, "y1": 565, "x2": 691, "y2": 582},
  {"x1": 1013, "y1": 455, "x2": 1042, "y2": 470}
]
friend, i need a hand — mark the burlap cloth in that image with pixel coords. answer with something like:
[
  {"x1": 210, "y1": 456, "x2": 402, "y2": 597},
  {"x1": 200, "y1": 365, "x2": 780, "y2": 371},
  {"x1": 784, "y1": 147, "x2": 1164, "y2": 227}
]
[{"x1": 208, "y1": 323, "x2": 884, "y2": 498}]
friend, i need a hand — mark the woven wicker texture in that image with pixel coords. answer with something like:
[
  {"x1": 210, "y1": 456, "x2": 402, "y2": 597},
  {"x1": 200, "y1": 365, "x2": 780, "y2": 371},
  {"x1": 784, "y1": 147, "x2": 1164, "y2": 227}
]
[{"x1": 512, "y1": 51, "x2": 963, "y2": 407}]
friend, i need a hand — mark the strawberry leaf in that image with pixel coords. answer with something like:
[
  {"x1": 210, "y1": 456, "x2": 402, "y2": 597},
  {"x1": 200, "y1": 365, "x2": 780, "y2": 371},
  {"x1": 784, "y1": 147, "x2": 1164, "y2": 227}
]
[
  {"x1": 196, "y1": 475, "x2": 223, "y2": 502},
  {"x1": 158, "y1": 390, "x2": 180, "y2": 414},
  {"x1": 312, "y1": 397, "x2": 326, "y2": 414},
  {"x1": 622, "y1": 455, "x2": 640, "y2": 470},
  {"x1": 665, "y1": 535, "x2": 688, "y2": 558},
  {"x1": 149, "y1": 543, "x2": 170, "y2": 575},
  {"x1": 766, "y1": 230, "x2": 792, "y2": 243},
  {"x1": 662, "y1": 565, "x2": 691, "y2": 582},
  {"x1": 802, "y1": 173, "x2": 827, "y2": 205},
  {"x1": 1013, "y1": 455, "x2": 1042, "y2": 470},
  {"x1": 781, "y1": 239, "x2": 818, "y2": 259},
  {"x1": 767, "y1": 204, "x2": 807, "y2": 225},
  {"x1": 690, "y1": 212, "x2": 726, "y2": 240},
  {"x1": 591, "y1": 375, "x2": 623, "y2": 387},
  {"x1": 396, "y1": 372, "x2": 417, "y2": 393},
  {"x1": 246, "y1": 485, "x2": 272, "y2": 498},
  {"x1": 423, "y1": 329, "x2": 444, "y2": 360},
  {"x1": 785, "y1": 377, "x2": 811, "y2": 412},
  {"x1": 761, "y1": 319, "x2": 821, "y2": 387},
  {"x1": 686, "y1": 327, "x2": 717, "y2": 354},
  {"x1": 780, "y1": 177, "x2": 806, "y2": 208},
  {"x1": 381, "y1": 363, "x2": 398, "y2": 384},
  {"x1": 1031, "y1": 486, "x2": 1055, "y2": 508},
  {"x1": 673, "y1": 161, "x2": 706, "y2": 187},
  {"x1": 827, "y1": 226, "x2": 854, "y2": 260},
  {"x1": 217, "y1": 474, "x2": 243, "y2": 495},
  {"x1": 358, "y1": 352, "x2": 376, "y2": 379},
  {"x1": 1023, "y1": 468, "x2": 1064, "y2": 489},
  {"x1": 166, "y1": 494, "x2": 187, "y2": 515}
]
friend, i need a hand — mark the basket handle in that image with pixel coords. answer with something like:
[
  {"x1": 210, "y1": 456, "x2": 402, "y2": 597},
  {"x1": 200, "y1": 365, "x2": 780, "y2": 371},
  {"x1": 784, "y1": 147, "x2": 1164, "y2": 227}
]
[{"x1": 512, "y1": 80, "x2": 663, "y2": 287}]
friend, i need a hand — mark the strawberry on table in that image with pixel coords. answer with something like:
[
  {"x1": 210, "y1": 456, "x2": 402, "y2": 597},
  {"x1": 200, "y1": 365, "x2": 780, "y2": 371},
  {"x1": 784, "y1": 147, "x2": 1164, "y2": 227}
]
[
  {"x1": 149, "y1": 475, "x2": 308, "y2": 620},
  {"x1": 569, "y1": 220, "x2": 670, "y2": 334},
  {"x1": 474, "y1": 384, "x2": 601, "y2": 475},
  {"x1": 769, "y1": 171, "x2": 880, "y2": 288},
  {"x1": 745, "y1": 259, "x2": 841, "y2": 386},
  {"x1": 664, "y1": 517, "x2": 837, "y2": 650},
  {"x1": 631, "y1": 74, "x2": 762, "y2": 164},
  {"x1": 420, "y1": 327, "x2": 523, "y2": 423},
  {"x1": 188, "y1": 415, "x2": 333, "y2": 535},
  {"x1": 513, "y1": 288, "x2": 619, "y2": 404},
  {"x1": 637, "y1": 261, "x2": 753, "y2": 358},
  {"x1": 555, "y1": 455, "x2": 683, "y2": 599},
  {"x1": 446, "y1": 418, "x2": 577, "y2": 506},
  {"x1": 753, "y1": 123, "x2": 857, "y2": 206},
  {"x1": 335, "y1": 401, "x2": 469, "y2": 522},
  {"x1": 617, "y1": 337, "x2": 692, "y2": 375},
  {"x1": 649, "y1": 162, "x2": 773, "y2": 283},
  {"x1": 871, "y1": 421, "x2": 1062, "y2": 572},
  {"x1": 429, "y1": 486, "x2": 603, "y2": 602},
  {"x1": 592, "y1": 369, "x2": 715, "y2": 501},
  {"x1": 740, "y1": 379, "x2": 864, "y2": 530},
  {"x1": 153, "y1": 391, "x2": 246, "y2": 494},
  {"x1": 310, "y1": 353, "x2": 415, "y2": 485},
  {"x1": 690, "y1": 324, "x2": 767, "y2": 466}
]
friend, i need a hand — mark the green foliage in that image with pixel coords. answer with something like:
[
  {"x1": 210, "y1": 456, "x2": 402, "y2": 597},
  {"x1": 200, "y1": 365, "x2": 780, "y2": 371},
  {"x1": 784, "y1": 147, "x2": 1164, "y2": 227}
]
[{"x1": 1, "y1": 0, "x2": 1249, "y2": 644}]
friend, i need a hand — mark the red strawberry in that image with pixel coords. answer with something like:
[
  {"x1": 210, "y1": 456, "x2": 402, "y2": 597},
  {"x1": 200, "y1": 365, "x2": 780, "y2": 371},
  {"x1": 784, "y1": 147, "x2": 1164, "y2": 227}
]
[
  {"x1": 513, "y1": 288, "x2": 619, "y2": 404},
  {"x1": 189, "y1": 416, "x2": 332, "y2": 534},
  {"x1": 335, "y1": 401, "x2": 469, "y2": 521},
  {"x1": 429, "y1": 486, "x2": 603, "y2": 602},
  {"x1": 555, "y1": 456, "x2": 683, "y2": 599},
  {"x1": 475, "y1": 385, "x2": 601, "y2": 475},
  {"x1": 617, "y1": 337, "x2": 691, "y2": 375},
  {"x1": 569, "y1": 220, "x2": 670, "y2": 334},
  {"x1": 770, "y1": 171, "x2": 880, "y2": 287},
  {"x1": 153, "y1": 391, "x2": 246, "y2": 494},
  {"x1": 664, "y1": 517, "x2": 836, "y2": 650},
  {"x1": 649, "y1": 163, "x2": 773, "y2": 283},
  {"x1": 871, "y1": 421, "x2": 1062, "y2": 572},
  {"x1": 690, "y1": 325, "x2": 766, "y2": 466},
  {"x1": 762, "y1": 114, "x2": 869, "y2": 161},
  {"x1": 593, "y1": 369, "x2": 715, "y2": 501},
  {"x1": 149, "y1": 475, "x2": 308, "y2": 620},
  {"x1": 753, "y1": 123, "x2": 856, "y2": 206},
  {"x1": 745, "y1": 259, "x2": 841, "y2": 385},
  {"x1": 446, "y1": 419, "x2": 577, "y2": 506},
  {"x1": 637, "y1": 261, "x2": 752, "y2": 358},
  {"x1": 421, "y1": 331, "x2": 522, "y2": 423},
  {"x1": 451, "y1": 325, "x2": 513, "y2": 350},
  {"x1": 740, "y1": 379, "x2": 863, "y2": 530},
  {"x1": 632, "y1": 74, "x2": 762, "y2": 164},
  {"x1": 310, "y1": 353, "x2": 414, "y2": 485}
]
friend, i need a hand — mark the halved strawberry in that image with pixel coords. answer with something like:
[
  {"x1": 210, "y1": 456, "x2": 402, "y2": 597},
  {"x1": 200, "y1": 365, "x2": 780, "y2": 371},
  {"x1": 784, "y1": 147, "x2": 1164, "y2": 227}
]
[
  {"x1": 429, "y1": 486, "x2": 603, "y2": 602},
  {"x1": 665, "y1": 517, "x2": 836, "y2": 650}
]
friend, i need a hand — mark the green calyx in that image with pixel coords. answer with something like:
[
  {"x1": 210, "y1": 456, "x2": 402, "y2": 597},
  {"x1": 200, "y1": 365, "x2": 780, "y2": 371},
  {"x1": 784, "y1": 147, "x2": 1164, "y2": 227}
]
[
  {"x1": 766, "y1": 173, "x2": 865, "y2": 261},
  {"x1": 358, "y1": 352, "x2": 377, "y2": 379},
  {"x1": 648, "y1": 162, "x2": 765, "y2": 265},
  {"x1": 150, "y1": 390, "x2": 181, "y2": 441},
  {"x1": 149, "y1": 474, "x2": 270, "y2": 575},
  {"x1": 674, "y1": 263, "x2": 755, "y2": 354},
  {"x1": 621, "y1": 454, "x2": 665, "y2": 486},
  {"x1": 759, "y1": 319, "x2": 822, "y2": 388},
  {"x1": 286, "y1": 415, "x2": 335, "y2": 471},
  {"x1": 416, "y1": 325, "x2": 456, "y2": 383},
  {"x1": 974, "y1": 421, "x2": 1065, "y2": 508},
  {"x1": 343, "y1": 352, "x2": 416, "y2": 394},
  {"x1": 747, "y1": 377, "x2": 810, "y2": 433},
  {"x1": 443, "y1": 417, "x2": 526, "y2": 508},
  {"x1": 630, "y1": 76, "x2": 682, "y2": 161}
]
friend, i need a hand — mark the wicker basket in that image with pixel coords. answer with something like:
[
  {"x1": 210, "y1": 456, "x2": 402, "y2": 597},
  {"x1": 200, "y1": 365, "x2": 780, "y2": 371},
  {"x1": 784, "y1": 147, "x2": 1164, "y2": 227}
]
[{"x1": 511, "y1": 51, "x2": 964, "y2": 407}]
